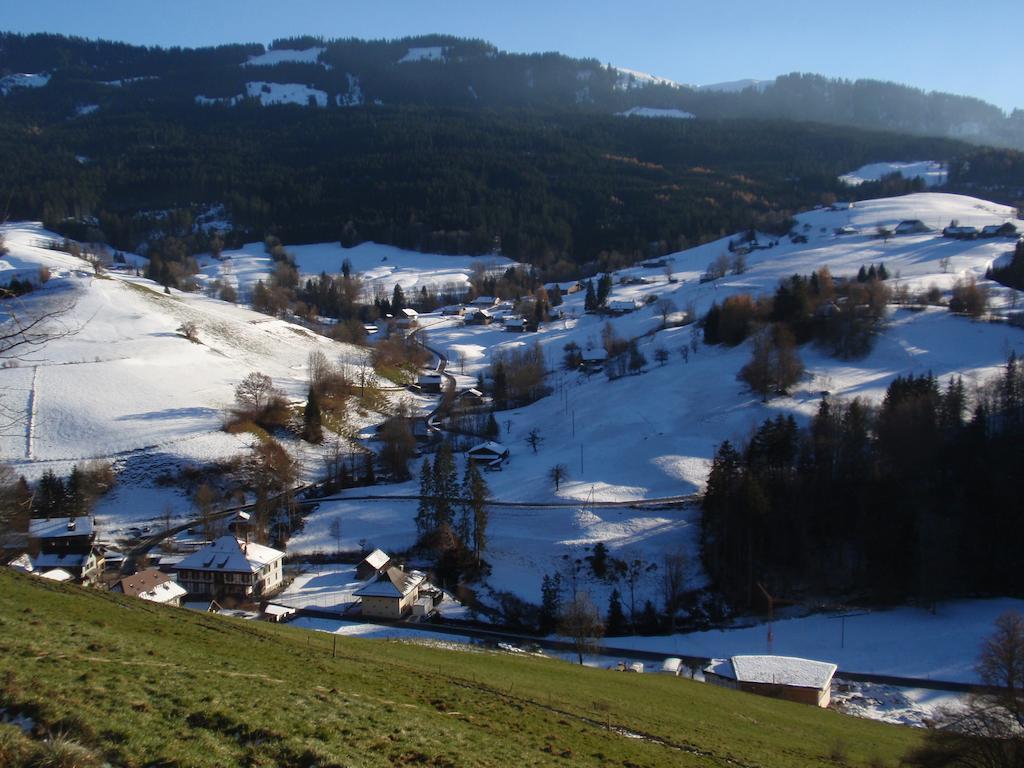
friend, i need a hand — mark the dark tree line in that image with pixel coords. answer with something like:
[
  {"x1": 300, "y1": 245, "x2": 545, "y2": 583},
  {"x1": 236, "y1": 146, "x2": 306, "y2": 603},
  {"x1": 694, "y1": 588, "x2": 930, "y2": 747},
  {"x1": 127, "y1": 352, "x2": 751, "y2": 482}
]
[{"x1": 703, "y1": 355, "x2": 1024, "y2": 607}]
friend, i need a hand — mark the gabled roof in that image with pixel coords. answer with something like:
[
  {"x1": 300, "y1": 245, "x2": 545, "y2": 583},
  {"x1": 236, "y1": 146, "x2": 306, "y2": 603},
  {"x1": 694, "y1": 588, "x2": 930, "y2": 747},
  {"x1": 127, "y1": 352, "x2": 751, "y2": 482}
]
[
  {"x1": 115, "y1": 568, "x2": 185, "y2": 603},
  {"x1": 7, "y1": 553, "x2": 33, "y2": 572},
  {"x1": 705, "y1": 655, "x2": 837, "y2": 690},
  {"x1": 400, "y1": 308, "x2": 419, "y2": 318},
  {"x1": 174, "y1": 536, "x2": 283, "y2": 574},
  {"x1": 33, "y1": 552, "x2": 90, "y2": 569},
  {"x1": 467, "y1": 441, "x2": 507, "y2": 456},
  {"x1": 29, "y1": 517, "x2": 94, "y2": 539},
  {"x1": 360, "y1": 548, "x2": 391, "y2": 571},
  {"x1": 354, "y1": 567, "x2": 426, "y2": 598}
]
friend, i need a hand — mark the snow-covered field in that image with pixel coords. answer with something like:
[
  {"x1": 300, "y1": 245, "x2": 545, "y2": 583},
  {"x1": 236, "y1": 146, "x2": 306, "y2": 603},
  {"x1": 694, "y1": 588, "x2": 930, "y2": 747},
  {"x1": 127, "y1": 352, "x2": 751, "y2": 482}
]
[
  {"x1": 242, "y1": 47, "x2": 327, "y2": 68},
  {"x1": 0, "y1": 223, "x2": 380, "y2": 528},
  {"x1": 3, "y1": 193, "x2": 1022, "y2": 639},
  {"x1": 840, "y1": 160, "x2": 948, "y2": 187},
  {"x1": 199, "y1": 240, "x2": 513, "y2": 299},
  {"x1": 262, "y1": 192, "x2": 1023, "y2": 613},
  {"x1": 616, "y1": 106, "x2": 694, "y2": 119},
  {"x1": 607, "y1": 597, "x2": 1024, "y2": 683}
]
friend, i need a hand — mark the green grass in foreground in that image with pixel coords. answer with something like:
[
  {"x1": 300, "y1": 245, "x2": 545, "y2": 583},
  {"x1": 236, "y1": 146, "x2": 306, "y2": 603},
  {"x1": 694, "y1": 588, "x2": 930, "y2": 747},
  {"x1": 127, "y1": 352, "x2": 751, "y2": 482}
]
[{"x1": 0, "y1": 571, "x2": 920, "y2": 767}]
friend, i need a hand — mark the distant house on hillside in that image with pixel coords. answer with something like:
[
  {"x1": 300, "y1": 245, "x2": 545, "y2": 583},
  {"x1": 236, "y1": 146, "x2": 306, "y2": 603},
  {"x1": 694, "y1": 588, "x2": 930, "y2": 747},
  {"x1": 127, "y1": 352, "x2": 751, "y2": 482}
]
[
  {"x1": 834, "y1": 225, "x2": 859, "y2": 236},
  {"x1": 465, "y1": 308, "x2": 494, "y2": 325},
  {"x1": 607, "y1": 298, "x2": 639, "y2": 315},
  {"x1": 466, "y1": 441, "x2": 509, "y2": 468},
  {"x1": 356, "y1": 548, "x2": 392, "y2": 580},
  {"x1": 703, "y1": 655, "x2": 837, "y2": 708},
  {"x1": 355, "y1": 566, "x2": 428, "y2": 619},
  {"x1": 469, "y1": 296, "x2": 498, "y2": 308},
  {"x1": 397, "y1": 307, "x2": 419, "y2": 330},
  {"x1": 894, "y1": 219, "x2": 930, "y2": 235},
  {"x1": 580, "y1": 347, "x2": 609, "y2": 373},
  {"x1": 504, "y1": 316, "x2": 528, "y2": 332},
  {"x1": 417, "y1": 371, "x2": 444, "y2": 393},
  {"x1": 831, "y1": 201, "x2": 853, "y2": 211},
  {"x1": 453, "y1": 387, "x2": 487, "y2": 413},
  {"x1": 980, "y1": 223, "x2": 1018, "y2": 238},
  {"x1": 112, "y1": 568, "x2": 186, "y2": 606},
  {"x1": 29, "y1": 517, "x2": 104, "y2": 585},
  {"x1": 173, "y1": 536, "x2": 284, "y2": 599},
  {"x1": 943, "y1": 225, "x2": 980, "y2": 240}
]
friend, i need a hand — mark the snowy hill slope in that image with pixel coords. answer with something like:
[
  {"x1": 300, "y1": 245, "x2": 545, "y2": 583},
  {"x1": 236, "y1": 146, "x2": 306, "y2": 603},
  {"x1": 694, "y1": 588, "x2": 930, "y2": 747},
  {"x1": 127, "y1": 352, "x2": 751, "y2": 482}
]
[
  {"x1": 0, "y1": 223, "x2": 379, "y2": 523},
  {"x1": 199, "y1": 240, "x2": 513, "y2": 298},
  {"x1": 296, "y1": 193, "x2": 1023, "y2": 604}
]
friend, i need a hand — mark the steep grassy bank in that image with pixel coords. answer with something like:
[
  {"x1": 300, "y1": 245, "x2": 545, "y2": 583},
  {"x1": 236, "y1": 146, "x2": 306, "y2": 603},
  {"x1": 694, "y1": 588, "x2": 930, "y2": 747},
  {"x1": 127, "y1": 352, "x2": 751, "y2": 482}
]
[{"x1": 0, "y1": 571, "x2": 919, "y2": 767}]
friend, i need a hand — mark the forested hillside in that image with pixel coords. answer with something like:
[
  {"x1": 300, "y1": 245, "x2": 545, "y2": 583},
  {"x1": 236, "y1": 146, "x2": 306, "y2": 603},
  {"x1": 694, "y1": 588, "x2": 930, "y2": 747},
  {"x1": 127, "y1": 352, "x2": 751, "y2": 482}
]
[{"x1": 1, "y1": 32, "x2": 1022, "y2": 270}]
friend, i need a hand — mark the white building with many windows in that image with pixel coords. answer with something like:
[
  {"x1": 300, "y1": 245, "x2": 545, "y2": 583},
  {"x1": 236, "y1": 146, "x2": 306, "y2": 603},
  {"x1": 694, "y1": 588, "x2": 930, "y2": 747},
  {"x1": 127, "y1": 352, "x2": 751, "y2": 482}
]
[{"x1": 173, "y1": 536, "x2": 284, "y2": 598}]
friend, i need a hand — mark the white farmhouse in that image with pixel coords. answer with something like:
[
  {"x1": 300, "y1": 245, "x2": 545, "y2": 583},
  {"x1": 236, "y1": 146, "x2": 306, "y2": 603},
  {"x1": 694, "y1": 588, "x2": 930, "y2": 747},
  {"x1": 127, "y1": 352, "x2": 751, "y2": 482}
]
[
  {"x1": 354, "y1": 566, "x2": 427, "y2": 619},
  {"x1": 174, "y1": 536, "x2": 284, "y2": 598}
]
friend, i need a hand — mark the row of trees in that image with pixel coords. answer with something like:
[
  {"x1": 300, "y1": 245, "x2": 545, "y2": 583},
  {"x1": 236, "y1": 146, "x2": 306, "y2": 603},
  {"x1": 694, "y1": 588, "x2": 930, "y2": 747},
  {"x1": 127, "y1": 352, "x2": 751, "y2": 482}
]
[
  {"x1": 415, "y1": 445, "x2": 490, "y2": 582},
  {"x1": 703, "y1": 267, "x2": 890, "y2": 360},
  {"x1": 703, "y1": 354, "x2": 1024, "y2": 606}
]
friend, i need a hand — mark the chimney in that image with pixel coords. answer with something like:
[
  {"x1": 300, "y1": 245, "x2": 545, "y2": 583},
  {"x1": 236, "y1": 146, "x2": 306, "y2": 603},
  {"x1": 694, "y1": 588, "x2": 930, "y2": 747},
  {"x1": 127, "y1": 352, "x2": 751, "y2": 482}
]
[{"x1": 67, "y1": 518, "x2": 76, "y2": 531}]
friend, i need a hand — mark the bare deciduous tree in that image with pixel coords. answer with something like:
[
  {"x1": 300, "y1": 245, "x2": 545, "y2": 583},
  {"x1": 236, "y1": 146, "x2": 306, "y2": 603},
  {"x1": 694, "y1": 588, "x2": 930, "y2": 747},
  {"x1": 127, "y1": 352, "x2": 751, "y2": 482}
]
[
  {"x1": 661, "y1": 548, "x2": 688, "y2": 632},
  {"x1": 178, "y1": 321, "x2": 199, "y2": 343},
  {"x1": 908, "y1": 611, "x2": 1024, "y2": 768},
  {"x1": 558, "y1": 593, "x2": 604, "y2": 665},
  {"x1": 548, "y1": 463, "x2": 569, "y2": 491},
  {"x1": 526, "y1": 428, "x2": 544, "y2": 454},
  {"x1": 656, "y1": 298, "x2": 677, "y2": 327},
  {"x1": 329, "y1": 517, "x2": 343, "y2": 554},
  {"x1": 234, "y1": 371, "x2": 277, "y2": 411}
]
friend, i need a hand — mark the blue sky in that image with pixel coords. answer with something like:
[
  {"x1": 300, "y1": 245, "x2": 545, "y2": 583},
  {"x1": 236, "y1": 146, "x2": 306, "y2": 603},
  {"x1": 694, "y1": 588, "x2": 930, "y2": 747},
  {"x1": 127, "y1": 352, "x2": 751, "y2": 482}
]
[{"x1": 4, "y1": 0, "x2": 1021, "y2": 111}]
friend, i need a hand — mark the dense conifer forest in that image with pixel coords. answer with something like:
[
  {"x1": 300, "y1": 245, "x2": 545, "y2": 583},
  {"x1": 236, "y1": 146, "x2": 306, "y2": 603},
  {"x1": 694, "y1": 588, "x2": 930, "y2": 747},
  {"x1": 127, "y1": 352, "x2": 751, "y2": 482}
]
[
  {"x1": 702, "y1": 355, "x2": 1024, "y2": 607},
  {"x1": 1, "y1": 32, "x2": 1022, "y2": 270}
]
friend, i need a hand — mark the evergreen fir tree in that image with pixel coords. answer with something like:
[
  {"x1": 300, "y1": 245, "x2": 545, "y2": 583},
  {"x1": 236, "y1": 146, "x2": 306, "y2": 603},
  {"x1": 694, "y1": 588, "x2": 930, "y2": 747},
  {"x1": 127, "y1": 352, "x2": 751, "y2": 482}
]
[
  {"x1": 492, "y1": 362, "x2": 507, "y2": 406},
  {"x1": 857, "y1": 265, "x2": 868, "y2": 282},
  {"x1": 415, "y1": 457, "x2": 434, "y2": 537},
  {"x1": 607, "y1": 589, "x2": 628, "y2": 636},
  {"x1": 392, "y1": 283, "x2": 405, "y2": 311},
  {"x1": 484, "y1": 413, "x2": 499, "y2": 440},
  {"x1": 303, "y1": 386, "x2": 323, "y2": 443},
  {"x1": 362, "y1": 452, "x2": 376, "y2": 485},
  {"x1": 432, "y1": 443, "x2": 458, "y2": 527},
  {"x1": 597, "y1": 273, "x2": 613, "y2": 306},
  {"x1": 461, "y1": 461, "x2": 490, "y2": 565},
  {"x1": 584, "y1": 280, "x2": 597, "y2": 312},
  {"x1": 539, "y1": 573, "x2": 562, "y2": 633}
]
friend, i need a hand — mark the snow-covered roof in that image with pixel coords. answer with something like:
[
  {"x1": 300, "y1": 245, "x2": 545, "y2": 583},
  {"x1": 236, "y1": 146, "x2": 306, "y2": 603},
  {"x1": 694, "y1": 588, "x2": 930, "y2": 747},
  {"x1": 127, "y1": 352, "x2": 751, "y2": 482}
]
[
  {"x1": 470, "y1": 296, "x2": 497, "y2": 306},
  {"x1": 467, "y1": 441, "x2": 508, "y2": 456},
  {"x1": 360, "y1": 548, "x2": 391, "y2": 571},
  {"x1": 174, "y1": 536, "x2": 283, "y2": 574},
  {"x1": 582, "y1": 348, "x2": 609, "y2": 361},
  {"x1": 354, "y1": 567, "x2": 426, "y2": 598},
  {"x1": 401, "y1": 308, "x2": 418, "y2": 318},
  {"x1": 706, "y1": 655, "x2": 837, "y2": 690},
  {"x1": 37, "y1": 568, "x2": 74, "y2": 582},
  {"x1": 7, "y1": 553, "x2": 33, "y2": 573},
  {"x1": 263, "y1": 603, "x2": 296, "y2": 618},
  {"x1": 661, "y1": 657, "x2": 683, "y2": 674},
  {"x1": 29, "y1": 517, "x2": 94, "y2": 539},
  {"x1": 116, "y1": 568, "x2": 186, "y2": 604},
  {"x1": 33, "y1": 553, "x2": 89, "y2": 569},
  {"x1": 608, "y1": 299, "x2": 638, "y2": 310}
]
